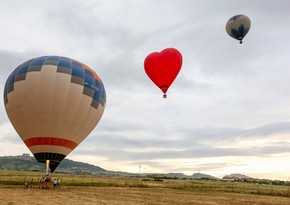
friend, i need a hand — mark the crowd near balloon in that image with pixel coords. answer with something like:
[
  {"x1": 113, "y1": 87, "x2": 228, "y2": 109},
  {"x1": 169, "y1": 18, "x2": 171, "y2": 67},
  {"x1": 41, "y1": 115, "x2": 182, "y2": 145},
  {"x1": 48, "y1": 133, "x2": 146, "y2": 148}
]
[{"x1": 2, "y1": 15, "x2": 251, "y2": 183}]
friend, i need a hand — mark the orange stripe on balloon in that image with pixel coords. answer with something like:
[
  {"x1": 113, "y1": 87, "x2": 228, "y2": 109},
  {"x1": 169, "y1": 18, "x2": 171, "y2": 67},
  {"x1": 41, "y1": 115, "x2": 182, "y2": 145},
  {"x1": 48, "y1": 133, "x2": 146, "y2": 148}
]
[{"x1": 24, "y1": 137, "x2": 78, "y2": 150}]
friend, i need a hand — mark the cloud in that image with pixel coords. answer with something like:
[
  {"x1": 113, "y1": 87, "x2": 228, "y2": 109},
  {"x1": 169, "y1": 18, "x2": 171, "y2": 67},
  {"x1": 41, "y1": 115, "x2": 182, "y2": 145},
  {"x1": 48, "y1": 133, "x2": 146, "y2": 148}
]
[
  {"x1": 181, "y1": 122, "x2": 290, "y2": 141},
  {"x1": 0, "y1": 122, "x2": 22, "y2": 144},
  {"x1": 1, "y1": 0, "x2": 290, "y2": 179},
  {"x1": 0, "y1": 50, "x2": 29, "y2": 84},
  {"x1": 76, "y1": 141, "x2": 290, "y2": 161},
  {"x1": 73, "y1": 121, "x2": 290, "y2": 165}
]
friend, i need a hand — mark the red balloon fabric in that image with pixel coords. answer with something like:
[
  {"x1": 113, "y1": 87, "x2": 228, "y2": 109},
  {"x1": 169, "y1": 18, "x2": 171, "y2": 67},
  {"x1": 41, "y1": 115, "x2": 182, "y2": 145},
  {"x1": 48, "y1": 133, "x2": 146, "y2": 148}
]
[{"x1": 144, "y1": 48, "x2": 182, "y2": 97}]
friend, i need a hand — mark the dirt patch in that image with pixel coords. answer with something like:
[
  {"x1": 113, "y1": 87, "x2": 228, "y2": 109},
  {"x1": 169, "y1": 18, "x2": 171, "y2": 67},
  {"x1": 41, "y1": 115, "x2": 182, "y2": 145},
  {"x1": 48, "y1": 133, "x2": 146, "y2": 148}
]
[{"x1": 1, "y1": 185, "x2": 290, "y2": 205}]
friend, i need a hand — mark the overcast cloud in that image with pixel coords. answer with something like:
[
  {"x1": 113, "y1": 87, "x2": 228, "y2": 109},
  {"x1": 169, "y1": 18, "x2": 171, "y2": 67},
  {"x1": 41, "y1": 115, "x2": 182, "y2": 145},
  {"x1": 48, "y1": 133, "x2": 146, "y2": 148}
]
[{"x1": 1, "y1": 0, "x2": 290, "y2": 180}]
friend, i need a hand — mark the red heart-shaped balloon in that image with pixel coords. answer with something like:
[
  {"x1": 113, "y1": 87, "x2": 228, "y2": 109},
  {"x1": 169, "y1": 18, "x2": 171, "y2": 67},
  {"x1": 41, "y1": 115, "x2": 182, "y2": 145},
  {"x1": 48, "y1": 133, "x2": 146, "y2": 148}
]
[{"x1": 144, "y1": 48, "x2": 182, "y2": 98}]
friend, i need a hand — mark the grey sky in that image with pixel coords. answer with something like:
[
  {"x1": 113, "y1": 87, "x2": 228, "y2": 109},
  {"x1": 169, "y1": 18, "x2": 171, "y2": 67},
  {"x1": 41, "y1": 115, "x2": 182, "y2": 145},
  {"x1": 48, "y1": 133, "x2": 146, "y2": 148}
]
[{"x1": 1, "y1": 0, "x2": 290, "y2": 179}]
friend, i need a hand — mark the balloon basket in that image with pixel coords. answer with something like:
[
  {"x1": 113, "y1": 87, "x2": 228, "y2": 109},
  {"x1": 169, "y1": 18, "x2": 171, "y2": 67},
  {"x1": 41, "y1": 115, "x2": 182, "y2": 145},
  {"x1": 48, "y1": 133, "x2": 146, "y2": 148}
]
[
  {"x1": 41, "y1": 181, "x2": 51, "y2": 189},
  {"x1": 163, "y1": 94, "x2": 167, "y2": 98},
  {"x1": 39, "y1": 175, "x2": 51, "y2": 189}
]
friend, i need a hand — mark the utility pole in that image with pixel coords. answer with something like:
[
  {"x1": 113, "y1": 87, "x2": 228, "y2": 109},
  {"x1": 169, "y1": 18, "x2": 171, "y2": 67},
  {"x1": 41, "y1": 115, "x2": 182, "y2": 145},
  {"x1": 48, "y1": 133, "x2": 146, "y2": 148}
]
[{"x1": 139, "y1": 163, "x2": 141, "y2": 176}]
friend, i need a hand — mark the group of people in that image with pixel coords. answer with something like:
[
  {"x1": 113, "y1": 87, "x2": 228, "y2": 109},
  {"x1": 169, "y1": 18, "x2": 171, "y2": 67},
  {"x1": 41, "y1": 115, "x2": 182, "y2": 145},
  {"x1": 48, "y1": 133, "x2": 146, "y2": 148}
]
[{"x1": 24, "y1": 176, "x2": 61, "y2": 189}]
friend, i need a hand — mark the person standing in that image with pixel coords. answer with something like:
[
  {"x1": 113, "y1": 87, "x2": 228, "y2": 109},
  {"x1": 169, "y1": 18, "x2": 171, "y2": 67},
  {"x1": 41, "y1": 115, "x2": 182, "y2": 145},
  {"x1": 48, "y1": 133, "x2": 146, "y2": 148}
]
[
  {"x1": 53, "y1": 179, "x2": 57, "y2": 189},
  {"x1": 57, "y1": 178, "x2": 61, "y2": 188}
]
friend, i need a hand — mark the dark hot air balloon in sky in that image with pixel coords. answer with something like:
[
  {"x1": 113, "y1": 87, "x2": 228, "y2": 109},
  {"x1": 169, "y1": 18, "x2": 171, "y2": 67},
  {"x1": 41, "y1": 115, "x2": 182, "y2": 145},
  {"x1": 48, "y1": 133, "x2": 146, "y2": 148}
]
[
  {"x1": 144, "y1": 48, "x2": 182, "y2": 98},
  {"x1": 226, "y1": 14, "x2": 251, "y2": 44},
  {"x1": 3, "y1": 56, "x2": 106, "y2": 172}
]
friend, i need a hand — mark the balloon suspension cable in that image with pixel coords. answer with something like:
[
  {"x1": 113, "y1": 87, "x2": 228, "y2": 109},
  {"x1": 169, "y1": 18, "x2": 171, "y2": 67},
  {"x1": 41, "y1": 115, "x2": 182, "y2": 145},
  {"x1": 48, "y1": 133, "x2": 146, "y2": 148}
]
[
  {"x1": 46, "y1": 160, "x2": 50, "y2": 175},
  {"x1": 237, "y1": 36, "x2": 244, "y2": 44},
  {"x1": 163, "y1": 93, "x2": 167, "y2": 98}
]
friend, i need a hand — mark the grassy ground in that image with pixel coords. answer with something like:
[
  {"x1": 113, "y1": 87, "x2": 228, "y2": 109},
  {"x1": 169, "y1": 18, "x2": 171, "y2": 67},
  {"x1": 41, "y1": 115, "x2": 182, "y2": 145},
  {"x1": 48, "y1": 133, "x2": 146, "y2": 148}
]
[
  {"x1": 1, "y1": 170, "x2": 290, "y2": 204},
  {"x1": 2, "y1": 185, "x2": 290, "y2": 205}
]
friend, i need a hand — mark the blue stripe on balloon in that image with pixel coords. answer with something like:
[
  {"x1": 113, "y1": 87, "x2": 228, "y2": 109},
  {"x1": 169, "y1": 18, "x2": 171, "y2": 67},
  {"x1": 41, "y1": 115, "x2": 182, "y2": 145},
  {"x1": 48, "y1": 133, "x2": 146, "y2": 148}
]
[
  {"x1": 84, "y1": 70, "x2": 95, "y2": 90},
  {"x1": 4, "y1": 56, "x2": 106, "y2": 109},
  {"x1": 46, "y1": 56, "x2": 60, "y2": 61},
  {"x1": 100, "y1": 81, "x2": 106, "y2": 106},
  {"x1": 58, "y1": 57, "x2": 72, "y2": 69},
  {"x1": 3, "y1": 80, "x2": 8, "y2": 98},
  {"x1": 30, "y1": 56, "x2": 47, "y2": 65},
  {"x1": 72, "y1": 61, "x2": 85, "y2": 79},
  {"x1": 16, "y1": 59, "x2": 34, "y2": 75},
  {"x1": 7, "y1": 69, "x2": 17, "y2": 86},
  {"x1": 93, "y1": 80, "x2": 102, "y2": 102}
]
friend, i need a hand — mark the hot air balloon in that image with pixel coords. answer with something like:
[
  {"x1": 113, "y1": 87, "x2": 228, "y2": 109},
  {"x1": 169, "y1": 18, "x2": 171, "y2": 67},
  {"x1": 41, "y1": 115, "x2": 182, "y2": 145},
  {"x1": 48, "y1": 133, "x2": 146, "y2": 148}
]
[
  {"x1": 3, "y1": 56, "x2": 106, "y2": 173},
  {"x1": 144, "y1": 48, "x2": 182, "y2": 98},
  {"x1": 226, "y1": 14, "x2": 251, "y2": 44}
]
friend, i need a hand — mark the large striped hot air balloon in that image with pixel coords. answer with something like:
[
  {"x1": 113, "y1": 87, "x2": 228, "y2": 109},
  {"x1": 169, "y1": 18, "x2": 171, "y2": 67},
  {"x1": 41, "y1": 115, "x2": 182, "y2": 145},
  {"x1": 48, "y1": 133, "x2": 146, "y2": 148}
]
[{"x1": 3, "y1": 56, "x2": 106, "y2": 172}]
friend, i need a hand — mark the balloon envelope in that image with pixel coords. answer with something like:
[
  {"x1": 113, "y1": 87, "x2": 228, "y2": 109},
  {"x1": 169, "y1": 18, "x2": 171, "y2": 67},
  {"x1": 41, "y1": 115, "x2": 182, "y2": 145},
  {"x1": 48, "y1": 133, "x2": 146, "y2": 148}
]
[
  {"x1": 226, "y1": 14, "x2": 251, "y2": 44},
  {"x1": 3, "y1": 56, "x2": 106, "y2": 172},
  {"x1": 144, "y1": 48, "x2": 182, "y2": 98}
]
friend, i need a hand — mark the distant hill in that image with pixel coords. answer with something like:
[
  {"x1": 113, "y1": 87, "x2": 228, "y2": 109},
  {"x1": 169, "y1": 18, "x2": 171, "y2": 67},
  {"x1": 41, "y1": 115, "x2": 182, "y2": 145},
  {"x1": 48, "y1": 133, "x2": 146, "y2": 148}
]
[
  {"x1": 192, "y1": 172, "x2": 220, "y2": 180},
  {"x1": 56, "y1": 158, "x2": 107, "y2": 175},
  {"x1": 164, "y1": 173, "x2": 187, "y2": 178},
  {"x1": 222, "y1": 173, "x2": 251, "y2": 180},
  {"x1": 0, "y1": 155, "x2": 41, "y2": 171},
  {"x1": 0, "y1": 155, "x2": 117, "y2": 176},
  {"x1": 1, "y1": 155, "x2": 238, "y2": 180}
]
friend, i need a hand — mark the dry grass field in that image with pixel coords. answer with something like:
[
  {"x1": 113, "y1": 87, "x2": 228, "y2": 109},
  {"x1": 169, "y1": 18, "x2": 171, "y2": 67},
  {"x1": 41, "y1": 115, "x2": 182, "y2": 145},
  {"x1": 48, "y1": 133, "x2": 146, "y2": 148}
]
[{"x1": 2, "y1": 185, "x2": 290, "y2": 205}]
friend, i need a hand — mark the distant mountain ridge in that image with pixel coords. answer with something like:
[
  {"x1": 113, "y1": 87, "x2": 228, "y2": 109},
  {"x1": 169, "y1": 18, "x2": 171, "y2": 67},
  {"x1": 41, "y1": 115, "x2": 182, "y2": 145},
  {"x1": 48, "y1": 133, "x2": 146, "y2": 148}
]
[
  {"x1": 0, "y1": 155, "x2": 232, "y2": 180},
  {"x1": 1, "y1": 155, "x2": 288, "y2": 185},
  {"x1": 0, "y1": 155, "x2": 118, "y2": 176}
]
